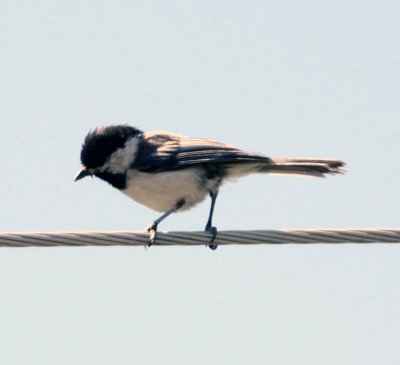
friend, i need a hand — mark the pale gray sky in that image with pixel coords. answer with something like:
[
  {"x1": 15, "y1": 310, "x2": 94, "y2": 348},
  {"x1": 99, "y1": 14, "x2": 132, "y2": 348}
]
[{"x1": 1, "y1": 1, "x2": 400, "y2": 364}]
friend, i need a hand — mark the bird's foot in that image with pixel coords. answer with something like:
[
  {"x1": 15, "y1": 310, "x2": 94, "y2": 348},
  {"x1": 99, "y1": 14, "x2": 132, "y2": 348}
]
[
  {"x1": 205, "y1": 224, "x2": 218, "y2": 250},
  {"x1": 145, "y1": 222, "x2": 158, "y2": 247}
]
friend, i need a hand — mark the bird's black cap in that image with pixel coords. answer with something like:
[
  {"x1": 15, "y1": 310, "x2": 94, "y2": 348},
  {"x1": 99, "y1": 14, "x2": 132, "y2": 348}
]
[{"x1": 80, "y1": 125, "x2": 141, "y2": 169}]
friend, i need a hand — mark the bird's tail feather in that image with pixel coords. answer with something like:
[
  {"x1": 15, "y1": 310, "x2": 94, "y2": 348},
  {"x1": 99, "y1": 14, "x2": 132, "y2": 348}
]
[{"x1": 259, "y1": 158, "x2": 346, "y2": 178}]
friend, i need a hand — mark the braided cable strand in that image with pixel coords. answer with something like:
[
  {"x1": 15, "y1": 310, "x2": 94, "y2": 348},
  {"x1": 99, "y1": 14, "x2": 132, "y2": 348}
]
[{"x1": 0, "y1": 229, "x2": 400, "y2": 247}]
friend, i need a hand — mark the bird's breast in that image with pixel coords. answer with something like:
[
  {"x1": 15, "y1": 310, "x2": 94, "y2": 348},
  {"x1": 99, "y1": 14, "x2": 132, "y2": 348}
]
[{"x1": 122, "y1": 168, "x2": 219, "y2": 212}]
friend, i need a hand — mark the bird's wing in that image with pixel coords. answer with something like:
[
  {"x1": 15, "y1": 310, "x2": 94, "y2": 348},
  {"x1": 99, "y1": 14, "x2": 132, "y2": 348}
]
[{"x1": 133, "y1": 131, "x2": 272, "y2": 172}]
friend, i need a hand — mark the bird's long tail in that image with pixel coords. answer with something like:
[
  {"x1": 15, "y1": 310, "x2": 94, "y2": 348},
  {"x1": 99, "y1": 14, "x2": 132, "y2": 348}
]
[{"x1": 259, "y1": 158, "x2": 346, "y2": 177}]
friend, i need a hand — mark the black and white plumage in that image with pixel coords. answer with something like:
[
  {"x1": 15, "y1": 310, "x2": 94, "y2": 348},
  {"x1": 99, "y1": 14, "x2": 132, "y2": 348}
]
[{"x1": 75, "y1": 125, "x2": 346, "y2": 249}]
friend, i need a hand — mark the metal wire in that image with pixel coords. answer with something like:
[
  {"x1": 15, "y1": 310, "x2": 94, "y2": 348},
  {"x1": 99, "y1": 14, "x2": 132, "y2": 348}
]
[{"x1": 0, "y1": 229, "x2": 399, "y2": 247}]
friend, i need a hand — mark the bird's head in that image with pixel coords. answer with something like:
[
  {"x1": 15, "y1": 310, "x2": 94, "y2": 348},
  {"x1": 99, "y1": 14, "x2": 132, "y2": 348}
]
[{"x1": 74, "y1": 125, "x2": 142, "y2": 182}]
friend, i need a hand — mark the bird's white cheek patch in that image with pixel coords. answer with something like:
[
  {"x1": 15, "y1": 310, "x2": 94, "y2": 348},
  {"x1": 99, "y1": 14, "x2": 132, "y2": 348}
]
[{"x1": 102, "y1": 137, "x2": 140, "y2": 174}]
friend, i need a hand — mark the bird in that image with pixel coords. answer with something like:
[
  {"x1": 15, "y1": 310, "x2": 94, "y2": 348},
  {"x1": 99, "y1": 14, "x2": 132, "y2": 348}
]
[{"x1": 74, "y1": 125, "x2": 345, "y2": 249}]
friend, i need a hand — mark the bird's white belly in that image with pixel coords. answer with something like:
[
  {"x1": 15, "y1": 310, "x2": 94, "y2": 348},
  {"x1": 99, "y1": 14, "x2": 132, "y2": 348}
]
[{"x1": 122, "y1": 168, "x2": 217, "y2": 212}]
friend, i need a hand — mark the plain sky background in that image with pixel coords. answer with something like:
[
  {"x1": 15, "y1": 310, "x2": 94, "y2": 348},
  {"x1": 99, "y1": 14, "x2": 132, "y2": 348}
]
[{"x1": 1, "y1": 1, "x2": 400, "y2": 364}]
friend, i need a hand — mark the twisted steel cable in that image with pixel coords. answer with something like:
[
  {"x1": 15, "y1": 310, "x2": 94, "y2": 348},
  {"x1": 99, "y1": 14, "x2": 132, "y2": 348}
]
[{"x1": 0, "y1": 229, "x2": 399, "y2": 247}]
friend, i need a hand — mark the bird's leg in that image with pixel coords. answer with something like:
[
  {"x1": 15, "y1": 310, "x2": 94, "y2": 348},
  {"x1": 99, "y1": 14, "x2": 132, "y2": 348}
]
[
  {"x1": 146, "y1": 198, "x2": 186, "y2": 246},
  {"x1": 205, "y1": 190, "x2": 218, "y2": 250}
]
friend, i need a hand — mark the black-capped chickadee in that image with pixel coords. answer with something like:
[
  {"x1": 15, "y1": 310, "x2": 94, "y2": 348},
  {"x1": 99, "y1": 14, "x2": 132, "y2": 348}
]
[{"x1": 75, "y1": 125, "x2": 345, "y2": 249}]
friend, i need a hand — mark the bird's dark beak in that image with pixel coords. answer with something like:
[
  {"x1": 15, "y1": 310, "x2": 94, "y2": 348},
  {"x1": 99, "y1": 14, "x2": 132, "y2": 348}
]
[{"x1": 74, "y1": 167, "x2": 92, "y2": 182}]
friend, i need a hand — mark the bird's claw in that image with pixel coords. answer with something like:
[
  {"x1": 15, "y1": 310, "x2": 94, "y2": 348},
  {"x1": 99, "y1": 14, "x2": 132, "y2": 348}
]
[
  {"x1": 205, "y1": 225, "x2": 218, "y2": 250},
  {"x1": 146, "y1": 222, "x2": 158, "y2": 247}
]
